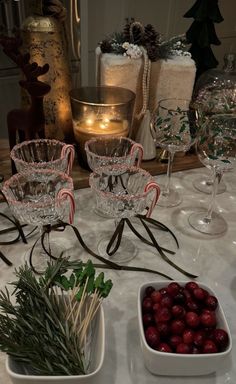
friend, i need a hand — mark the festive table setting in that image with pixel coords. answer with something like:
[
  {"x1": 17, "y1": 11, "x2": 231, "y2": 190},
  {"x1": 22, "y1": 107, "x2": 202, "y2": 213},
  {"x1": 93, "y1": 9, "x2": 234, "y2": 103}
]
[
  {"x1": 0, "y1": 0, "x2": 236, "y2": 383},
  {"x1": 0, "y1": 165, "x2": 236, "y2": 383}
]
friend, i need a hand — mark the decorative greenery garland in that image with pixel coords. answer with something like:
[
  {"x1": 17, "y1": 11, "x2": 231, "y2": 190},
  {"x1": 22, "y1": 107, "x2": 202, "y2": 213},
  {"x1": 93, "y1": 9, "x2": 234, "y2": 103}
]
[{"x1": 99, "y1": 20, "x2": 191, "y2": 61}]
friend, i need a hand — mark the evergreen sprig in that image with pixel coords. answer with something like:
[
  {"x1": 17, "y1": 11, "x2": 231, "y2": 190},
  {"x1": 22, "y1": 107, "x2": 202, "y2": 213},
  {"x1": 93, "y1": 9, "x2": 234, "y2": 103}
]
[{"x1": 0, "y1": 258, "x2": 113, "y2": 376}]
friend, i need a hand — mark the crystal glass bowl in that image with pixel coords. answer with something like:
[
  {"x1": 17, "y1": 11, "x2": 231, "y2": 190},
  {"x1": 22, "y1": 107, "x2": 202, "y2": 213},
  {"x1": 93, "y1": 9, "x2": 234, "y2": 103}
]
[
  {"x1": 85, "y1": 137, "x2": 143, "y2": 173},
  {"x1": 89, "y1": 165, "x2": 160, "y2": 219},
  {"x1": 2, "y1": 169, "x2": 74, "y2": 226},
  {"x1": 10, "y1": 139, "x2": 75, "y2": 174}
]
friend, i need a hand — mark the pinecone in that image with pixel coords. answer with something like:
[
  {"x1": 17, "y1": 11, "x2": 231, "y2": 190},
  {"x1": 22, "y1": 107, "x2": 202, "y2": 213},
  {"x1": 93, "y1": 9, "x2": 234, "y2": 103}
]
[
  {"x1": 144, "y1": 24, "x2": 160, "y2": 46},
  {"x1": 130, "y1": 23, "x2": 144, "y2": 45},
  {"x1": 146, "y1": 44, "x2": 160, "y2": 61},
  {"x1": 100, "y1": 39, "x2": 112, "y2": 53},
  {"x1": 123, "y1": 22, "x2": 132, "y2": 42}
]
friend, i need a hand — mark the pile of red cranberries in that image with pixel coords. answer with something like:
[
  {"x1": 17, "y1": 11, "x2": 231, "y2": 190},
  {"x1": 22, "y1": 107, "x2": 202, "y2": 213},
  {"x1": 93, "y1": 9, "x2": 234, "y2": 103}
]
[{"x1": 142, "y1": 281, "x2": 229, "y2": 354}]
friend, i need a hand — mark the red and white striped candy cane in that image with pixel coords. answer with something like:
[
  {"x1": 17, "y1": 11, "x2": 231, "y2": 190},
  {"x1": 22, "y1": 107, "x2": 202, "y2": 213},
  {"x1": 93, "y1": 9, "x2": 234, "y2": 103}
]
[
  {"x1": 61, "y1": 144, "x2": 75, "y2": 174},
  {"x1": 130, "y1": 143, "x2": 144, "y2": 167},
  {"x1": 57, "y1": 188, "x2": 75, "y2": 224},
  {"x1": 144, "y1": 181, "x2": 160, "y2": 218}
]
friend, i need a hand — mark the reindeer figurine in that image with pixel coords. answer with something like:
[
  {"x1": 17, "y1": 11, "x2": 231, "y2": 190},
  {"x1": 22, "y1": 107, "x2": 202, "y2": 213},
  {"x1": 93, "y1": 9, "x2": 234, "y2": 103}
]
[{"x1": 0, "y1": 36, "x2": 51, "y2": 173}]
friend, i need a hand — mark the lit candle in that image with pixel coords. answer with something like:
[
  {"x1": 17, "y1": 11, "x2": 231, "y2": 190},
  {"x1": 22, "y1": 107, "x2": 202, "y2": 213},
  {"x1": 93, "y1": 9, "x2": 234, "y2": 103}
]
[{"x1": 73, "y1": 118, "x2": 129, "y2": 150}]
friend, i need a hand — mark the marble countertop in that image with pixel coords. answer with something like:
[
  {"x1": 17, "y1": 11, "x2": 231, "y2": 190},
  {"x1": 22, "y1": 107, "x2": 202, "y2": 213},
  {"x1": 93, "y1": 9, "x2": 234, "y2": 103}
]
[{"x1": 0, "y1": 167, "x2": 236, "y2": 383}]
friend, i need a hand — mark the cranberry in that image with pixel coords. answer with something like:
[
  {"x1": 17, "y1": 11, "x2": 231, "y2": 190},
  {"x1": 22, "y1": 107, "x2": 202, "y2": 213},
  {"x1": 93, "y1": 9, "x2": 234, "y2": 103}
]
[
  {"x1": 174, "y1": 292, "x2": 185, "y2": 305},
  {"x1": 153, "y1": 302, "x2": 162, "y2": 312},
  {"x1": 142, "y1": 313, "x2": 154, "y2": 328},
  {"x1": 169, "y1": 335, "x2": 183, "y2": 349},
  {"x1": 145, "y1": 326, "x2": 160, "y2": 348},
  {"x1": 192, "y1": 346, "x2": 201, "y2": 354},
  {"x1": 203, "y1": 339, "x2": 218, "y2": 353},
  {"x1": 156, "y1": 322, "x2": 171, "y2": 338},
  {"x1": 159, "y1": 287, "x2": 168, "y2": 296},
  {"x1": 142, "y1": 297, "x2": 153, "y2": 313},
  {"x1": 213, "y1": 329, "x2": 229, "y2": 350},
  {"x1": 205, "y1": 295, "x2": 218, "y2": 310},
  {"x1": 186, "y1": 299, "x2": 201, "y2": 312},
  {"x1": 185, "y1": 281, "x2": 199, "y2": 291},
  {"x1": 150, "y1": 290, "x2": 162, "y2": 303},
  {"x1": 172, "y1": 305, "x2": 185, "y2": 318},
  {"x1": 193, "y1": 288, "x2": 207, "y2": 301},
  {"x1": 157, "y1": 342, "x2": 172, "y2": 353},
  {"x1": 167, "y1": 282, "x2": 180, "y2": 297},
  {"x1": 176, "y1": 343, "x2": 191, "y2": 354},
  {"x1": 185, "y1": 312, "x2": 200, "y2": 328},
  {"x1": 155, "y1": 306, "x2": 172, "y2": 322},
  {"x1": 145, "y1": 286, "x2": 155, "y2": 297},
  {"x1": 193, "y1": 330, "x2": 205, "y2": 346},
  {"x1": 160, "y1": 294, "x2": 173, "y2": 308},
  {"x1": 170, "y1": 319, "x2": 185, "y2": 335},
  {"x1": 183, "y1": 329, "x2": 195, "y2": 344},
  {"x1": 200, "y1": 311, "x2": 216, "y2": 328},
  {"x1": 183, "y1": 288, "x2": 192, "y2": 301}
]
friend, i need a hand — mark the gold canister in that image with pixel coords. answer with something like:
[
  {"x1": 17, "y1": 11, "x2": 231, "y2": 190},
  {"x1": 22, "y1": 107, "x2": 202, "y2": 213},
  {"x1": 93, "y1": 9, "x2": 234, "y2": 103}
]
[{"x1": 21, "y1": 14, "x2": 73, "y2": 141}]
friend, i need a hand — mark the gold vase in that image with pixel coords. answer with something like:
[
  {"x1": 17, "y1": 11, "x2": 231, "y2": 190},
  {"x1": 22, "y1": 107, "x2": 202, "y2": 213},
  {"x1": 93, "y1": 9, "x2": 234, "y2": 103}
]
[{"x1": 21, "y1": 15, "x2": 74, "y2": 141}]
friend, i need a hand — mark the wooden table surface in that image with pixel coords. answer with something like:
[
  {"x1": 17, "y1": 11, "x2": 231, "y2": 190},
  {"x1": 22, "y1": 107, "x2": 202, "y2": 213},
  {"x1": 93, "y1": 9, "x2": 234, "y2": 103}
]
[{"x1": 0, "y1": 139, "x2": 203, "y2": 189}]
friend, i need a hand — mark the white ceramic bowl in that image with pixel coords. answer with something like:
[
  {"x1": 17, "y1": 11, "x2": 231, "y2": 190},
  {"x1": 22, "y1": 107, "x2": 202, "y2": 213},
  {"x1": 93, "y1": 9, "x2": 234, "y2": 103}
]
[
  {"x1": 6, "y1": 305, "x2": 105, "y2": 384},
  {"x1": 138, "y1": 281, "x2": 232, "y2": 376}
]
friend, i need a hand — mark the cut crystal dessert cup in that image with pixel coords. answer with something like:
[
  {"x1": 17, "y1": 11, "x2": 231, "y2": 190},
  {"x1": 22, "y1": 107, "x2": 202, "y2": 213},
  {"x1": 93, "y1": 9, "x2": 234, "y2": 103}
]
[
  {"x1": 85, "y1": 136, "x2": 143, "y2": 174},
  {"x1": 89, "y1": 165, "x2": 160, "y2": 264},
  {"x1": 2, "y1": 169, "x2": 75, "y2": 271},
  {"x1": 10, "y1": 139, "x2": 75, "y2": 175},
  {"x1": 138, "y1": 280, "x2": 232, "y2": 376}
]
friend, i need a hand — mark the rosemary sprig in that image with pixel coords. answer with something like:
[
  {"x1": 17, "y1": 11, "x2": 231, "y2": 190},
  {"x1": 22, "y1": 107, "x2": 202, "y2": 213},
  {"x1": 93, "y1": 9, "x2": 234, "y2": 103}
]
[{"x1": 0, "y1": 258, "x2": 113, "y2": 376}]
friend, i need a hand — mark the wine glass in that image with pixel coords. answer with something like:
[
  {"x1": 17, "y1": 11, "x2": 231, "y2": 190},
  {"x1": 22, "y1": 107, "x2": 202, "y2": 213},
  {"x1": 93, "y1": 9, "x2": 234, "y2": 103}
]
[
  {"x1": 188, "y1": 113, "x2": 236, "y2": 235},
  {"x1": 193, "y1": 169, "x2": 227, "y2": 195},
  {"x1": 2, "y1": 169, "x2": 75, "y2": 272},
  {"x1": 10, "y1": 139, "x2": 75, "y2": 175},
  {"x1": 191, "y1": 98, "x2": 228, "y2": 195},
  {"x1": 150, "y1": 98, "x2": 196, "y2": 207},
  {"x1": 89, "y1": 165, "x2": 160, "y2": 264}
]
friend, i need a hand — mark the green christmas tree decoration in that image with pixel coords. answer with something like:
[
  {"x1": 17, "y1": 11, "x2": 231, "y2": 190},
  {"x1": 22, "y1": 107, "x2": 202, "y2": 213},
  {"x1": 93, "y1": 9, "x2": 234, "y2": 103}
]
[{"x1": 184, "y1": 0, "x2": 224, "y2": 78}]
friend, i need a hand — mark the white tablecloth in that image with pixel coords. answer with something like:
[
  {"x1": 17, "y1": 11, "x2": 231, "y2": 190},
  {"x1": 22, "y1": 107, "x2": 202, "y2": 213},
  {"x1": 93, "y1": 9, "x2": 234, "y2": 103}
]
[{"x1": 0, "y1": 167, "x2": 236, "y2": 384}]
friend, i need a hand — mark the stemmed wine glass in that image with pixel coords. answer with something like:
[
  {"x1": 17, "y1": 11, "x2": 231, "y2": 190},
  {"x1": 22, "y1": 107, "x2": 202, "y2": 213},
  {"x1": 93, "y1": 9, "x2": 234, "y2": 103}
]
[
  {"x1": 150, "y1": 98, "x2": 196, "y2": 207},
  {"x1": 188, "y1": 113, "x2": 236, "y2": 235},
  {"x1": 2, "y1": 169, "x2": 75, "y2": 272},
  {"x1": 89, "y1": 165, "x2": 160, "y2": 264}
]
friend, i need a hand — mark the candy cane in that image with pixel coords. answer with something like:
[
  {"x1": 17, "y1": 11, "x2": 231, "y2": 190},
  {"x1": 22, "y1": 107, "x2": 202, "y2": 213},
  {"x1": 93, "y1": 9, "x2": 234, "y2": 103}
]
[
  {"x1": 61, "y1": 144, "x2": 75, "y2": 174},
  {"x1": 57, "y1": 188, "x2": 75, "y2": 224},
  {"x1": 144, "y1": 181, "x2": 161, "y2": 218},
  {"x1": 130, "y1": 143, "x2": 144, "y2": 167}
]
